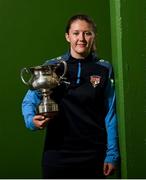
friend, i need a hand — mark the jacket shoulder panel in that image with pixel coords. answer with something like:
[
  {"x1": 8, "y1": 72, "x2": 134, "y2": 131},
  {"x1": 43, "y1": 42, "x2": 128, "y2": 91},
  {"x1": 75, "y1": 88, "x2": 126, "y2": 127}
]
[
  {"x1": 43, "y1": 53, "x2": 70, "y2": 65},
  {"x1": 96, "y1": 59, "x2": 113, "y2": 78}
]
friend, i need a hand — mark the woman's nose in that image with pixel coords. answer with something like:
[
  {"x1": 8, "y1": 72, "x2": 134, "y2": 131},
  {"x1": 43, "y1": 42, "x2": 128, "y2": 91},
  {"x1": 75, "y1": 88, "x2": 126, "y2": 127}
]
[{"x1": 79, "y1": 33, "x2": 85, "y2": 41}]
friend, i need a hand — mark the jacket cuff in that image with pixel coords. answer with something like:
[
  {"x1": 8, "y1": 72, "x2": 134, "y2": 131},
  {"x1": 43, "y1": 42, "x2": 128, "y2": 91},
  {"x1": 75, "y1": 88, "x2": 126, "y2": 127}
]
[
  {"x1": 104, "y1": 155, "x2": 119, "y2": 165},
  {"x1": 26, "y1": 115, "x2": 38, "y2": 131}
]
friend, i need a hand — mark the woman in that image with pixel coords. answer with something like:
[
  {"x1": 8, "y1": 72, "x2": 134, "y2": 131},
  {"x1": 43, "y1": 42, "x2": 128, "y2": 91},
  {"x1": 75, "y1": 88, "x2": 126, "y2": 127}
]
[{"x1": 22, "y1": 14, "x2": 119, "y2": 178}]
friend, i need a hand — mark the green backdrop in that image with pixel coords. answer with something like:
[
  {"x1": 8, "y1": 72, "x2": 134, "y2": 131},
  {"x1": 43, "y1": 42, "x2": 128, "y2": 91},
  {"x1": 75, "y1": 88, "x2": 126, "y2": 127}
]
[{"x1": 0, "y1": 0, "x2": 111, "y2": 178}]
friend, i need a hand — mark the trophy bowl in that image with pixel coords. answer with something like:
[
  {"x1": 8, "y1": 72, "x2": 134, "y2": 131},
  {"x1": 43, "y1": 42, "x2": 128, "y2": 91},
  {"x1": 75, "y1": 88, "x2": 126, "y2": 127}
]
[{"x1": 21, "y1": 60, "x2": 68, "y2": 118}]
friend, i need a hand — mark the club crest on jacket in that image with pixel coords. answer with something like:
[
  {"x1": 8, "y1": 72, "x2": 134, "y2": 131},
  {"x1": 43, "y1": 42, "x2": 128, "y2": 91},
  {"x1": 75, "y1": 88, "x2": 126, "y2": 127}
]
[{"x1": 90, "y1": 75, "x2": 101, "y2": 88}]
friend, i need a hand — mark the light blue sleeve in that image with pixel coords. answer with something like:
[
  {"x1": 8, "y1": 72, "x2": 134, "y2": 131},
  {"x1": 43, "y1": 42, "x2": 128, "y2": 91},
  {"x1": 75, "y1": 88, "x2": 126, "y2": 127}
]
[
  {"x1": 22, "y1": 90, "x2": 41, "y2": 130},
  {"x1": 104, "y1": 73, "x2": 119, "y2": 165}
]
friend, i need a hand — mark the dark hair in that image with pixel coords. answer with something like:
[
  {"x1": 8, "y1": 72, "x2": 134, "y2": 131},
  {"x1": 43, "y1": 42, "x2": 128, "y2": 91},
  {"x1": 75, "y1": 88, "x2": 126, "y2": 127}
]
[{"x1": 65, "y1": 14, "x2": 97, "y2": 34}]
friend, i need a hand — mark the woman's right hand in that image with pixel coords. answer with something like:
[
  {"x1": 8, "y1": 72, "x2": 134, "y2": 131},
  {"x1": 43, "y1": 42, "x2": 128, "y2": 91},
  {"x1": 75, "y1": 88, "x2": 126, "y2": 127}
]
[{"x1": 33, "y1": 115, "x2": 49, "y2": 130}]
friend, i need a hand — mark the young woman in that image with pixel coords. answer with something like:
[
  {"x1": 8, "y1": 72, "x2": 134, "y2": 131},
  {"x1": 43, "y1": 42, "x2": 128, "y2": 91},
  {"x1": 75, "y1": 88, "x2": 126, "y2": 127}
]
[{"x1": 22, "y1": 14, "x2": 119, "y2": 178}]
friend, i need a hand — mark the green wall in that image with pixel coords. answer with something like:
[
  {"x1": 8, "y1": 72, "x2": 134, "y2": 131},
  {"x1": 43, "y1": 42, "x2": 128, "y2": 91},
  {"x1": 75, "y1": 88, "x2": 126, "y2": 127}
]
[
  {"x1": 121, "y1": 1, "x2": 146, "y2": 178},
  {"x1": 110, "y1": 0, "x2": 146, "y2": 178},
  {"x1": 0, "y1": 0, "x2": 111, "y2": 178}
]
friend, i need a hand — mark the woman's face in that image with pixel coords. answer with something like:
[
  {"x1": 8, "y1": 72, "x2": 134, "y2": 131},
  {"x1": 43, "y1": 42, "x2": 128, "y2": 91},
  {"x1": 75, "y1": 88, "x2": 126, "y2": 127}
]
[{"x1": 65, "y1": 20, "x2": 96, "y2": 59}]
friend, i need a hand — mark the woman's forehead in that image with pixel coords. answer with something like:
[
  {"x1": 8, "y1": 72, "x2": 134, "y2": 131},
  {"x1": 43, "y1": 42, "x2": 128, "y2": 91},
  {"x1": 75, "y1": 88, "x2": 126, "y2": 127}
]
[{"x1": 69, "y1": 20, "x2": 94, "y2": 30}]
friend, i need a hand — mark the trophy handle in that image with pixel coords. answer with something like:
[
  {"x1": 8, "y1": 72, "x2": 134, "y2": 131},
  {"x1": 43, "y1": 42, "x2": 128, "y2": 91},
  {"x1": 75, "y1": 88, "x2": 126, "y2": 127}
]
[
  {"x1": 20, "y1": 67, "x2": 32, "y2": 86},
  {"x1": 59, "y1": 60, "x2": 67, "y2": 80}
]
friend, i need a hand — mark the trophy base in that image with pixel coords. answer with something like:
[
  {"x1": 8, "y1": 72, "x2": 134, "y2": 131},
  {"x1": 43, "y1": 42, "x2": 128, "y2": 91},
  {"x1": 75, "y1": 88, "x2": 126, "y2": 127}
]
[
  {"x1": 40, "y1": 111, "x2": 58, "y2": 119},
  {"x1": 38, "y1": 98, "x2": 59, "y2": 119}
]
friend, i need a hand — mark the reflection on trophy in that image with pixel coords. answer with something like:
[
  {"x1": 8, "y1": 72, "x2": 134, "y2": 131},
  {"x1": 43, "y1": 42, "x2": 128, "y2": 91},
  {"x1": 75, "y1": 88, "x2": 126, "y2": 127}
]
[{"x1": 20, "y1": 60, "x2": 68, "y2": 118}]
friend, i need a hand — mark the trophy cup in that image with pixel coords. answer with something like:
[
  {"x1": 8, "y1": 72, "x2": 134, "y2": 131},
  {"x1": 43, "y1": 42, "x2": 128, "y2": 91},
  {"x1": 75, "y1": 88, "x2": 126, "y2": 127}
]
[{"x1": 20, "y1": 60, "x2": 68, "y2": 118}]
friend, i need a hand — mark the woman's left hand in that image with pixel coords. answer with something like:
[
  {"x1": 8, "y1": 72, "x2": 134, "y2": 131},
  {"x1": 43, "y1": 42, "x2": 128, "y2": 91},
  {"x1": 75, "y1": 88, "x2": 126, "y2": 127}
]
[{"x1": 103, "y1": 162, "x2": 116, "y2": 176}]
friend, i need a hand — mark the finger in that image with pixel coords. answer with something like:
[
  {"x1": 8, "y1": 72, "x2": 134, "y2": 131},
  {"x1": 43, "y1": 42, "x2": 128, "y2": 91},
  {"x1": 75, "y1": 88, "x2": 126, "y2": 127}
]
[
  {"x1": 104, "y1": 168, "x2": 110, "y2": 176},
  {"x1": 34, "y1": 115, "x2": 45, "y2": 121},
  {"x1": 103, "y1": 163, "x2": 108, "y2": 176},
  {"x1": 34, "y1": 115, "x2": 44, "y2": 119},
  {"x1": 39, "y1": 118, "x2": 50, "y2": 129}
]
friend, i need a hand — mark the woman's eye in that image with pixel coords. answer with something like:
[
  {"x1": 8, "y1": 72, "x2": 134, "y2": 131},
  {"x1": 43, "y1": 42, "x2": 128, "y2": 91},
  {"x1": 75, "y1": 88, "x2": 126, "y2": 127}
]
[
  {"x1": 73, "y1": 32, "x2": 79, "y2": 35},
  {"x1": 85, "y1": 32, "x2": 92, "y2": 36},
  {"x1": 72, "y1": 31, "x2": 93, "y2": 36}
]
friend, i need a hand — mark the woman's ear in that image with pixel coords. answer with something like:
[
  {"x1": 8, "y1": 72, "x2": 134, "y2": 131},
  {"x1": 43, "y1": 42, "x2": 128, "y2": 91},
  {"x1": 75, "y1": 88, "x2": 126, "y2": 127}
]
[{"x1": 65, "y1": 33, "x2": 70, "y2": 43}]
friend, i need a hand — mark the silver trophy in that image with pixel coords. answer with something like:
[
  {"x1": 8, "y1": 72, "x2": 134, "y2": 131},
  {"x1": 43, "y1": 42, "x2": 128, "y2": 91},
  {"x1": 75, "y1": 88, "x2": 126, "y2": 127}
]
[{"x1": 20, "y1": 60, "x2": 68, "y2": 118}]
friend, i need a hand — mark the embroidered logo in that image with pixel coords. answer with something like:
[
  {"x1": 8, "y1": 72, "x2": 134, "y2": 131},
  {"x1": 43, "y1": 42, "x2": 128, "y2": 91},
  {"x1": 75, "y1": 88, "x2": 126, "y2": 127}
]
[{"x1": 90, "y1": 75, "x2": 101, "y2": 88}]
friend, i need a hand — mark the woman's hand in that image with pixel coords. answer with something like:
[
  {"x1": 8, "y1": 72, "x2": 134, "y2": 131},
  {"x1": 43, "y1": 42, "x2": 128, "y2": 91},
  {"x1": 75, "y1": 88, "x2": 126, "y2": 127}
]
[
  {"x1": 33, "y1": 115, "x2": 49, "y2": 130},
  {"x1": 103, "y1": 162, "x2": 116, "y2": 176}
]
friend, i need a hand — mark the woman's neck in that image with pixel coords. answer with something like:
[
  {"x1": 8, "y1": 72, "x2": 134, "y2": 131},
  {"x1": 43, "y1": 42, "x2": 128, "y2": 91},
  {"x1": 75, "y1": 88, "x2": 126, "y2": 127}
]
[{"x1": 70, "y1": 52, "x2": 90, "y2": 59}]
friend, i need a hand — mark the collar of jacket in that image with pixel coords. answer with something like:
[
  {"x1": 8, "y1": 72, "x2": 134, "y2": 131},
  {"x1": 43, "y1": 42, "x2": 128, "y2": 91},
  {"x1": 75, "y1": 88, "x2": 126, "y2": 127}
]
[
  {"x1": 43, "y1": 51, "x2": 99, "y2": 65},
  {"x1": 61, "y1": 51, "x2": 99, "y2": 62}
]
